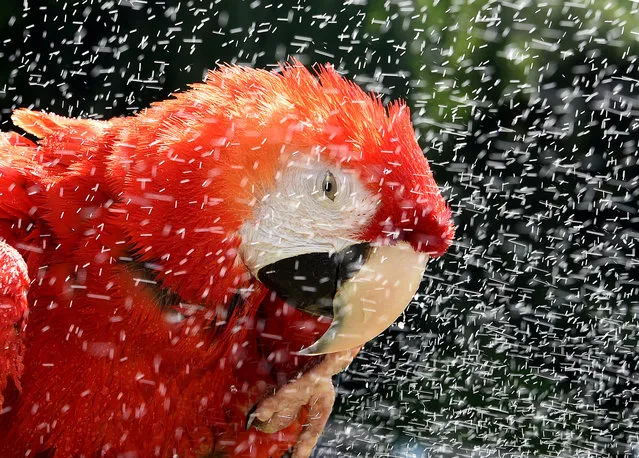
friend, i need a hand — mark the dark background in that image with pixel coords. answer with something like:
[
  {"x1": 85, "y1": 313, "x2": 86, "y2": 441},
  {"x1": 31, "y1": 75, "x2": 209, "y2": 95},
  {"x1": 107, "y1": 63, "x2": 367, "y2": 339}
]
[{"x1": 1, "y1": 0, "x2": 638, "y2": 456}]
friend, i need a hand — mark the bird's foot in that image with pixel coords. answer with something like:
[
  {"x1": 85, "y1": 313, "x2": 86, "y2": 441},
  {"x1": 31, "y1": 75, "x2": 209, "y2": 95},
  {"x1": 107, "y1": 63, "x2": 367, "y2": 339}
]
[{"x1": 248, "y1": 346, "x2": 360, "y2": 458}]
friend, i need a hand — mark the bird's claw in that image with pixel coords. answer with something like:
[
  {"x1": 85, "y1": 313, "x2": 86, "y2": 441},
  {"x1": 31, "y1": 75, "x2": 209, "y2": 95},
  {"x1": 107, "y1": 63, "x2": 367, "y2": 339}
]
[{"x1": 248, "y1": 346, "x2": 360, "y2": 458}]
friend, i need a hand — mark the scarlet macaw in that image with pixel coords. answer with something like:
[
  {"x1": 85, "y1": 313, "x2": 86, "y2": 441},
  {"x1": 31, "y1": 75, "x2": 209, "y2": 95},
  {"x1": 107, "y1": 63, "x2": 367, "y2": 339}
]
[{"x1": 0, "y1": 62, "x2": 453, "y2": 457}]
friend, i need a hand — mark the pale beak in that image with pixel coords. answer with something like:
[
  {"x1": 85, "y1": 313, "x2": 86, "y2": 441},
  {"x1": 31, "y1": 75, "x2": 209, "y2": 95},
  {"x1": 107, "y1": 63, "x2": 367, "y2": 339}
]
[{"x1": 297, "y1": 242, "x2": 427, "y2": 355}]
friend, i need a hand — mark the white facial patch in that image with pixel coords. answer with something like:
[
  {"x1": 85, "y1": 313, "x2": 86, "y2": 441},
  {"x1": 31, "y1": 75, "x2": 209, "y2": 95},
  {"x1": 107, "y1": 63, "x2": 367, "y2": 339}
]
[{"x1": 238, "y1": 156, "x2": 378, "y2": 274}]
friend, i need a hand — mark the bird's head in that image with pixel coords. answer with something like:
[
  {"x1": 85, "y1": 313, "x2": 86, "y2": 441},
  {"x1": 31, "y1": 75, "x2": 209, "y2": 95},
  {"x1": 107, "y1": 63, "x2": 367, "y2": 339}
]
[{"x1": 113, "y1": 62, "x2": 453, "y2": 354}]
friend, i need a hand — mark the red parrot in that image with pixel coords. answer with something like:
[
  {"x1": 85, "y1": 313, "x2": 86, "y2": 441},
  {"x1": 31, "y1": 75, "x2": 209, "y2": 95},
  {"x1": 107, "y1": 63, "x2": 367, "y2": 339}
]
[{"x1": 0, "y1": 62, "x2": 453, "y2": 457}]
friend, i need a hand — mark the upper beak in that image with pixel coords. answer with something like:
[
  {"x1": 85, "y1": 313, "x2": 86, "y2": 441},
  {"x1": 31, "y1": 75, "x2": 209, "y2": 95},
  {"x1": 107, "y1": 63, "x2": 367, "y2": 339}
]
[{"x1": 257, "y1": 242, "x2": 428, "y2": 355}]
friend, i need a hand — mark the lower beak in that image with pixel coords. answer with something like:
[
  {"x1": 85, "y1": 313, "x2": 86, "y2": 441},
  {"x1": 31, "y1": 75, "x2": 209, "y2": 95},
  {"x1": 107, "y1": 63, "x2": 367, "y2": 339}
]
[
  {"x1": 298, "y1": 242, "x2": 427, "y2": 355},
  {"x1": 257, "y1": 242, "x2": 428, "y2": 356}
]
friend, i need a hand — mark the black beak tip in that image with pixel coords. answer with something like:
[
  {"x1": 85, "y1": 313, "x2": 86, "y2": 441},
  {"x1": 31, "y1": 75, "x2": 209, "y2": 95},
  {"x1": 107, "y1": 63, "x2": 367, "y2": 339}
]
[{"x1": 256, "y1": 243, "x2": 371, "y2": 319}]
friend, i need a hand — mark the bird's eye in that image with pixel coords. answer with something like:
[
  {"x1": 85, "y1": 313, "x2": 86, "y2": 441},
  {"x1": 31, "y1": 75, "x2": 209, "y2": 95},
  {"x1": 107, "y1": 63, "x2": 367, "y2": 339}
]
[{"x1": 322, "y1": 171, "x2": 338, "y2": 201}]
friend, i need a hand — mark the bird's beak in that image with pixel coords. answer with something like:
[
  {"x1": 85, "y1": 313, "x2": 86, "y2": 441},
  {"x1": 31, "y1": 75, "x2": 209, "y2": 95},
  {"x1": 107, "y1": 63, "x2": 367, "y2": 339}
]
[{"x1": 256, "y1": 242, "x2": 428, "y2": 355}]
